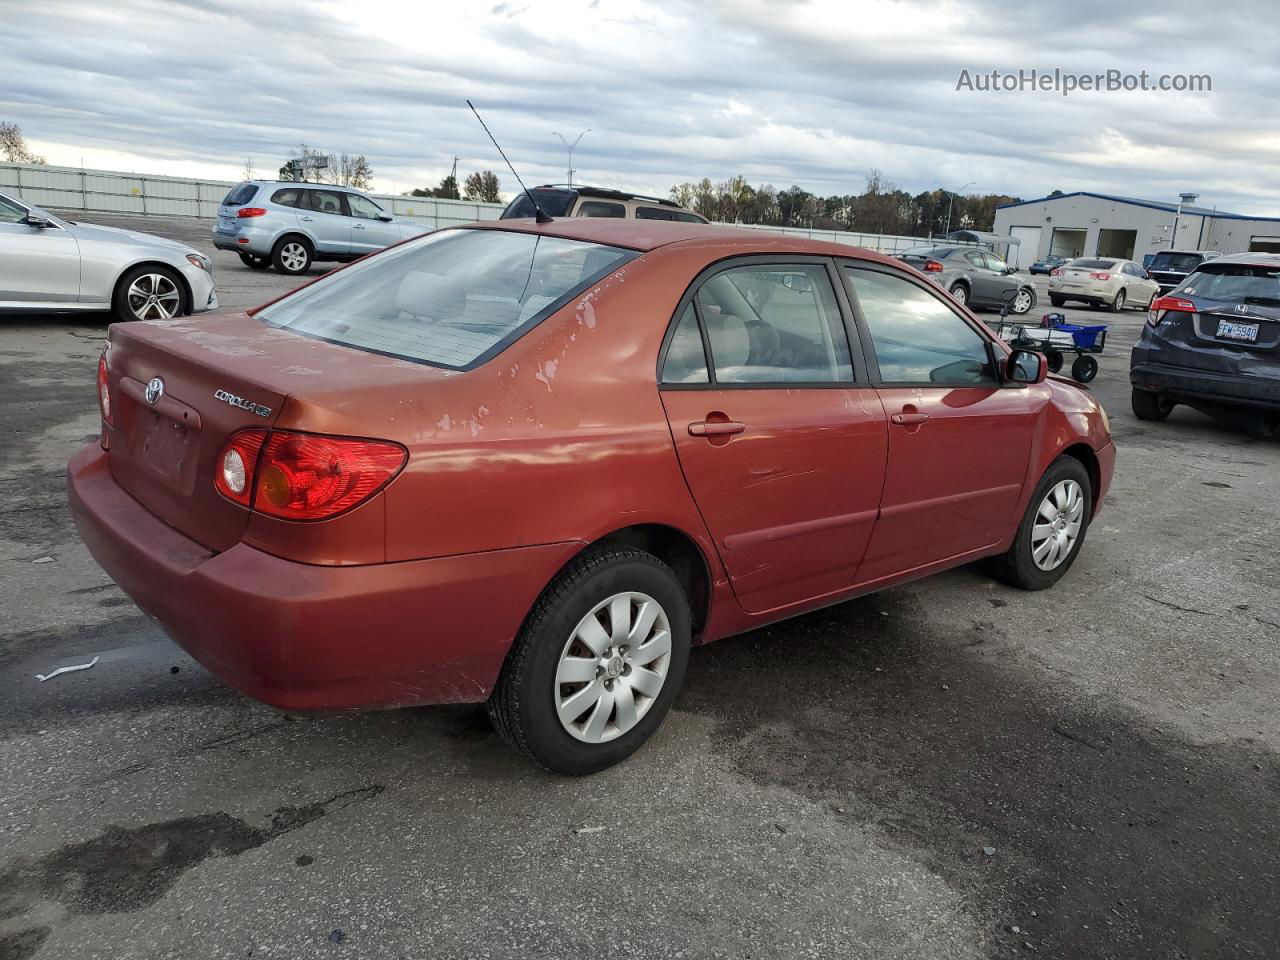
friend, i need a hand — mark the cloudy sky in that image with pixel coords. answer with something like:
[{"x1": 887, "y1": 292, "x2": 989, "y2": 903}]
[{"x1": 3, "y1": 0, "x2": 1278, "y2": 212}]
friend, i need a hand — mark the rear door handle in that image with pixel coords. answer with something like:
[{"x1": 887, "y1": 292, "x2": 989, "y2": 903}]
[
  {"x1": 689, "y1": 420, "x2": 745, "y2": 437},
  {"x1": 890, "y1": 412, "x2": 930, "y2": 425},
  {"x1": 353, "y1": 223, "x2": 366, "y2": 230},
  {"x1": 299, "y1": 216, "x2": 314, "y2": 222}
]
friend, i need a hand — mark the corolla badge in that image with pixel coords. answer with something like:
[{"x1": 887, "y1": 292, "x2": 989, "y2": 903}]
[
  {"x1": 214, "y1": 388, "x2": 272, "y2": 418},
  {"x1": 144, "y1": 377, "x2": 165, "y2": 405}
]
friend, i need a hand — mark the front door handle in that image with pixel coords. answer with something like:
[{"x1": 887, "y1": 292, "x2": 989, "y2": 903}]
[
  {"x1": 890, "y1": 412, "x2": 930, "y2": 425},
  {"x1": 353, "y1": 223, "x2": 366, "y2": 230},
  {"x1": 689, "y1": 420, "x2": 745, "y2": 437}
]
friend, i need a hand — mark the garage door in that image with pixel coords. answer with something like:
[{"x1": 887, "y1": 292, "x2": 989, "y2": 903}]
[{"x1": 1008, "y1": 226, "x2": 1041, "y2": 269}]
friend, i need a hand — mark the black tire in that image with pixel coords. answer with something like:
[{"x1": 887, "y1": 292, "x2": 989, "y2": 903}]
[
  {"x1": 112, "y1": 264, "x2": 187, "y2": 323},
  {"x1": 1071, "y1": 355, "x2": 1099, "y2": 383},
  {"x1": 1237, "y1": 410, "x2": 1280, "y2": 439},
  {"x1": 271, "y1": 235, "x2": 313, "y2": 275},
  {"x1": 1049, "y1": 294, "x2": 1065, "y2": 307},
  {"x1": 1110, "y1": 288, "x2": 1127, "y2": 313},
  {"x1": 989, "y1": 455, "x2": 1093, "y2": 591},
  {"x1": 487, "y1": 545, "x2": 692, "y2": 775},
  {"x1": 1046, "y1": 350, "x2": 1064, "y2": 374},
  {"x1": 1131, "y1": 387, "x2": 1173, "y2": 421},
  {"x1": 239, "y1": 251, "x2": 271, "y2": 270},
  {"x1": 949, "y1": 282, "x2": 969, "y2": 306}
]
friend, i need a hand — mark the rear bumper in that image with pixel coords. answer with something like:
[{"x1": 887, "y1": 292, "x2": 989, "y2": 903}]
[
  {"x1": 1130, "y1": 360, "x2": 1280, "y2": 411},
  {"x1": 211, "y1": 225, "x2": 274, "y2": 256},
  {"x1": 67, "y1": 445, "x2": 581, "y2": 711}
]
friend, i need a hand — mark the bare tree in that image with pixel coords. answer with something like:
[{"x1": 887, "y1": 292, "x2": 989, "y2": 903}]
[
  {"x1": 241, "y1": 156, "x2": 255, "y2": 181},
  {"x1": 333, "y1": 153, "x2": 374, "y2": 190},
  {"x1": 0, "y1": 122, "x2": 46, "y2": 164}
]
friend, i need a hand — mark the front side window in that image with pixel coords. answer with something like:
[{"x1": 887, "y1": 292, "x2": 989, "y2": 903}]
[
  {"x1": 576, "y1": 200, "x2": 626, "y2": 218},
  {"x1": 692, "y1": 264, "x2": 854, "y2": 384},
  {"x1": 985, "y1": 252, "x2": 1010, "y2": 272},
  {"x1": 347, "y1": 194, "x2": 384, "y2": 220},
  {"x1": 964, "y1": 250, "x2": 986, "y2": 269},
  {"x1": 257, "y1": 229, "x2": 632, "y2": 369},
  {"x1": 844, "y1": 267, "x2": 996, "y2": 385},
  {"x1": 0, "y1": 195, "x2": 28, "y2": 224}
]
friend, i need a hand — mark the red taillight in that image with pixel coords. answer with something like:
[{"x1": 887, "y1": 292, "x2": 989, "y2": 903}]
[
  {"x1": 97, "y1": 353, "x2": 112, "y2": 426},
  {"x1": 236, "y1": 207, "x2": 267, "y2": 218},
  {"x1": 1051, "y1": 268, "x2": 1064, "y2": 277},
  {"x1": 924, "y1": 259, "x2": 943, "y2": 273},
  {"x1": 1147, "y1": 295, "x2": 1197, "y2": 327},
  {"x1": 214, "y1": 429, "x2": 268, "y2": 506},
  {"x1": 1090, "y1": 272, "x2": 1111, "y2": 281},
  {"x1": 214, "y1": 430, "x2": 407, "y2": 520}
]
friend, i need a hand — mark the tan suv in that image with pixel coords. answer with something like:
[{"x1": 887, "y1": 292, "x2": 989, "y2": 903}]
[{"x1": 500, "y1": 185, "x2": 708, "y2": 223}]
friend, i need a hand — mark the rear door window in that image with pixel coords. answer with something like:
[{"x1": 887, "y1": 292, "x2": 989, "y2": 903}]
[
  {"x1": 305, "y1": 190, "x2": 348, "y2": 216},
  {"x1": 575, "y1": 200, "x2": 626, "y2": 218},
  {"x1": 844, "y1": 266, "x2": 996, "y2": 385},
  {"x1": 256, "y1": 229, "x2": 633, "y2": 369},
  {"x1": 222, "y1": 182, "x2": 259, "y2": 206}
]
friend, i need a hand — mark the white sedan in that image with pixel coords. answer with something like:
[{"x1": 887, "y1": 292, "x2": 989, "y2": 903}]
[
  {"x1": 0, "y1": 190, "x2": 217, "y2": 323},
  {"x1": 1047, "y1": 257, "x2": 1159, "y2": 312}
]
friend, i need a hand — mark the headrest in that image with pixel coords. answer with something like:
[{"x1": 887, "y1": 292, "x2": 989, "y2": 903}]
[
  {"x1": 704, "y1": 312, "x2": 750, "y2": 370},
  {"x1": 396, "y1": 272, "x2": 467, "y2": 320}
]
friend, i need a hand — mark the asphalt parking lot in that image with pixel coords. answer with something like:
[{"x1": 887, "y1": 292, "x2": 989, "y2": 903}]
[{"x1": 2, "y1": 216, "x2": 1278, "y2": 960}]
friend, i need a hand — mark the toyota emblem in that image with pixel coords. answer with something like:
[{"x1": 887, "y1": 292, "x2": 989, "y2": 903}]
[{"x1": 144, "y1": 377, "x2": 165, "y2": 405}]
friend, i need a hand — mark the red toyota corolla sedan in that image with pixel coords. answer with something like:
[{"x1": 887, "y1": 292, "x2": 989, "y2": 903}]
[{"x1": 68, "y1": 218, "x2": 1115, "y2": 773}]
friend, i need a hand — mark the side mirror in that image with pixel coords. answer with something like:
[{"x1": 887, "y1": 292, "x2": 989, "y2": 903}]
[
  {"x1": 1007, "y1": 349, "x2": 1047, "y2": 384},
  {"x1": 22, "y1": 213, "x2": 51, "y2": 228},
  {"x1": 376, "y1": 213, "x2": 394, "y2": 222}
]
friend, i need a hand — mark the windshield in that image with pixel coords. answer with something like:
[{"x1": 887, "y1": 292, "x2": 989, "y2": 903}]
[
  {"x1": 257, "y1": 229, "x2": 633, "y2": 369},
  {"x1": 501, "y1": 190, "x2": 577, "y2": 220},
  {"x1": 1149, "y1": 252, "x2": 1204, "y2": 272},
  {"x1": 1178, "y1": 264, "x2": 1280, "y2": 305}
]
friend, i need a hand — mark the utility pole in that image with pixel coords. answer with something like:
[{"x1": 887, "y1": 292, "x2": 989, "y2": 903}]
[
  {"x1": 555, "y1": 129, "x2": 590, "y2": 188},
  {"x1": 1171, "y1": 192, "x2": 1198, "y2": 249},
  {"x1": 944, "y1": 181, "x2": 975, "y2": 237}
]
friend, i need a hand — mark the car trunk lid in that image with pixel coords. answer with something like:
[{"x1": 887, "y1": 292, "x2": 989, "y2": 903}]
[{"x1": 1146, "y1": 298, "x2": 1280, "y2": 378}]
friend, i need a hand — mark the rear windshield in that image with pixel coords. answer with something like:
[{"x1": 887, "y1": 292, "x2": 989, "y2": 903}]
[
  {"x1": 1069, "y1": 259, "x2": 1116, "y2": 270},
  {"x1": 501, "y1": 190, "x2": 577, "y2": 220},
  {"x1": 222, "y1": 182, "x2": 259, "y2": 206},
  {"x1": 1179, "y1": 264, "x2": 1280, "y2": 305},
  {"x1": 256, "y1": 229, "x2": 633, "y2": 369},
  {"x1": 903, "y1": 246, "x2": 952, "y2": 258},
  {"x1": 1149, "y1": 252, "x2": 1205, "y2": 272}
]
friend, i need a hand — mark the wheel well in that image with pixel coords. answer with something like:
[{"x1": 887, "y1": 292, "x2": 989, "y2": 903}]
[
  {"x1": 1059, "y1": 443, "x2": 1100, "y2": 514},
  {"x1": 113, "y1": 261, "x2": 194, "y2": 316},
  {"x1": 594, "y1": 524, "x2": 711, "y2": 635},
  {"x1": 275, "y1": 232, "x2": 313, "y2": 253}
]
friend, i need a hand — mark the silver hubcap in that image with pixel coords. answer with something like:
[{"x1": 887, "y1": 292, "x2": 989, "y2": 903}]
[
  {"x1": 952, "y1": 285, "x2": 967, "y2": 304},
  {"x1": 281, "y1": 243, "x2": 308, "y2": 272},
  {"x1": 1013, "y1": 290, "x2": 1032, "y2": 313},
  {"x1": 127, "y1": 273, "x2": 180, "y2": 320},
  {"x1": 555, "y1": 592, "x2": 672, "y2": 744},
  {"x1": 1115, "y1": 291, "x2": 1125, "y2": 309},
  {"x1": 1031, "y1": 479, "x2": 1085, "y2": 571}
]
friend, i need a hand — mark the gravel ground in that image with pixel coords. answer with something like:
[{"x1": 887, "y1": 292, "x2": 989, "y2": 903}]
[{"x1": 1, "y1": 215, "x2": 1277, "y2": 960}]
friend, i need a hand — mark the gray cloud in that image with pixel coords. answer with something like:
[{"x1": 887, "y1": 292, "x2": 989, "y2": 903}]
[{"x1": 1, "y1": 0, "x2": 1277, "y2": 213}]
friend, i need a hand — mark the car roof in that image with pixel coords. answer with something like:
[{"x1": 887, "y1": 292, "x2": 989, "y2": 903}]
[
  {"x1": 465, "y1": 217, "x2": 902, "y2": 263},
  {"x1": 250, "y1": 180, "x2": 365, "y2": 194}
]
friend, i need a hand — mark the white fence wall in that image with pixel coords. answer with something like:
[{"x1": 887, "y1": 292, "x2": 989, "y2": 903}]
[
  {"x1": 0, "y1": 162, "x2": 505, "y2": 229},
  {"x1": 727, "y1": 223, "x2": 927, "y2": 256}
]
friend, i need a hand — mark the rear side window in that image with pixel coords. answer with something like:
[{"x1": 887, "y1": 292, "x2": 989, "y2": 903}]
[
  {"x1": 257, "y1": 230, "x2": 632, "y2": 369},
  {"x1": 222, "y1": 182, "x2": 258, "y2": 206},
  {"x1": 1179, "y1": 264, "x2": 1280, "y2": 304},
  {"x1": 271, "y1": 188, "x2": 302, "y2": 207},
  {"x1": 691, "y1": 264, "x2": 854, "y2": 384},
  {"x1": 635, "y1": 206, "x2": 673, "y2": 220},
  {"x1": 673, "y1": 211, "x2": 706, "y2": 223},
  {"x1": 576, "y1": 200, "x2": 626, "y2": 218},
  {"x1": 348, "y1": 194, "x2": 384, "y2": 220},
  {"x1": 844, "y1": 267, "x2": 996, "y2": 385}
]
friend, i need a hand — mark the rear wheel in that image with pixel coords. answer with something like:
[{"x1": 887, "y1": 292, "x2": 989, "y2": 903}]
[
  {"x1": 949, "y1": 282, "x2": 969, "y2": 306},
  {"x1": 238, "y1": 251, "x2": 271, "y2": 270},
  {"x1": 272, "y1": 236, "x2": 313, "y2": 275},
  {"x1": 113, "y1": 265, "x2": 186, "y2": 323},
  {"x1": 487, "y1": 545, "x2": 692, "y2": 774},
  {"x1": 1049, "y1": 294, "x2": 1065, "y2": 307},
  {"x1": 990, "y1": 456, "x2": 1092, "y2": 591},
  {"x1": 1046, "y1": 350, "x2": 1064, "y2": 374},
  {"x1": 1110, "y1": 288, "x2": 1127, "y2": 312},
  {"x1": 1071, "y1": 355, "x2": 1099, "y2": 383},
  {"x1": 1011, "y1": 288, "x2": 1034, "y2": 315},
  {"x1": 1131, "y1": 388, "x2": 1173, "y2": 421}
]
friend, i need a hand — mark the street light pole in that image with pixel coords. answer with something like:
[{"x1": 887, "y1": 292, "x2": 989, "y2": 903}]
[
  {"x1": 554, "y1": 129, "x2": 590, "y2": 188},
  {"x1": 944, "y1": 181, "x2": 975, "y2": 237}
]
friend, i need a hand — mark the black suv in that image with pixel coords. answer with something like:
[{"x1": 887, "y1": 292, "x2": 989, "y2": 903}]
[
  {"x1": 501, "y1": 185, "x2": 707, "y2": 223},
  {"x1": 1131, "y1": 252, "x2": 1280, "y2": 436},
  {"x1": 1146, "y1": 249, "x2": 1221, "y2": 296}
]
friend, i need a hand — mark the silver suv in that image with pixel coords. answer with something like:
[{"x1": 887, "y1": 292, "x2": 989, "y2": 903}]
[{"x1": 212, "y1": 181, "x2": 428, "y2": 274}]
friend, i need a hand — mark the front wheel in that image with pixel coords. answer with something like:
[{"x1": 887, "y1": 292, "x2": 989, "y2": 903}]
[
  {"x1": 989, "y1": 456, "x2": 1092, "y2": 590},
  {"x1": 113, "y1": 265, "x2": 186, "y2": 323},
  {"x1": 487, "y1": 545, "x2": 692, "y2": 775},
  {"x1": 1011, "y1": 288, "x2": 1034, "y2": 315},
  {"x1": 949, "y1": 283, "x2": 969, "y2": 306},
  {"x1": 1049, "y1": 294, "x2": 1065, "y2": 307}
]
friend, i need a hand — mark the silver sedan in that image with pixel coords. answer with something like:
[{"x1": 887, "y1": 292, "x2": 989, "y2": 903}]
[{"x1": 0, "y1": 191, "x2": 217, "y2": 323}]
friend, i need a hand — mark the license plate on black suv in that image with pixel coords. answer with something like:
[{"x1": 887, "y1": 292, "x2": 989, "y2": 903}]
[{"x1": 1216, "y1": 319, "x2": 1260, "y2": 342}]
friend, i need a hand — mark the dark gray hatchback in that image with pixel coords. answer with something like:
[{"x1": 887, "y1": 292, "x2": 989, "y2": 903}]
[{"x1": 1131, "y1": 253, "x2": 1280, "y2": 436}]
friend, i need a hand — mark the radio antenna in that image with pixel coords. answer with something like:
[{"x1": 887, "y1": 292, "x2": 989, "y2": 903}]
[{"x1": 466, "y1": 99, "x2": 552, "y2": 224}]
